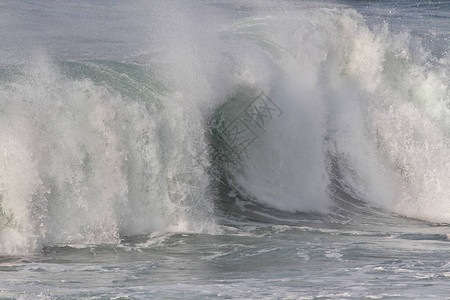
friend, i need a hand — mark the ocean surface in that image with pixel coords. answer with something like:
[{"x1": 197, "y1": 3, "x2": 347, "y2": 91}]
[{"x1": 0, "y1": 0, "x2": 449, "y2": 299}]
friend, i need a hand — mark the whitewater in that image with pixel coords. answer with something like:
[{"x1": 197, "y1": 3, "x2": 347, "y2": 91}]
[{"x1": 0, "y1": 0, "x2": 449, "y2": 298}]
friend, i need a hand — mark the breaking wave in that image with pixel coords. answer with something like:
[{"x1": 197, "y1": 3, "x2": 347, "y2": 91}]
[{"x1": 0, "y1": 2, "x2": 448, "y2": 254}]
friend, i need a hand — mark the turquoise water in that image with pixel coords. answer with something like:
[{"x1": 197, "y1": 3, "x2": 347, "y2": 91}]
[{"x1": 0, "y1": 0, "x2": 449, "y2": 298}]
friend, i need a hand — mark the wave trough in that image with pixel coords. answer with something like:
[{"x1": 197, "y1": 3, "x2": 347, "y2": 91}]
[{"x1": 0, "y1": 3, "x2": 449, "y2": 255}]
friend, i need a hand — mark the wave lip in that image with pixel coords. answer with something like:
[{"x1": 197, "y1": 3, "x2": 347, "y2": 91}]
[
  {"x1": 0, "y1": 2, "x2": 449, "y2": 255},
  {"x1": 211, "y1": 6, "x2": 449, "y2": 222}
]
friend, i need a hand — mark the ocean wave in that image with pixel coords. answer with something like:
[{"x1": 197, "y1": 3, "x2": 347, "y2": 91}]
[{"x1": 0, "y1": 3, "x2": 448, "y2": 254}]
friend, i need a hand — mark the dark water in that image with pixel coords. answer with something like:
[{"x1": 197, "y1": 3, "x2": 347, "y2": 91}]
[{"x1": 0, "y1": 0, "x2": 449, "y2": 298}]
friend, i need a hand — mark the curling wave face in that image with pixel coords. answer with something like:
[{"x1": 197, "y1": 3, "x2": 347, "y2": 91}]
[{"x1": 0, "y1": 1, "x2": 449, "y2": 254}]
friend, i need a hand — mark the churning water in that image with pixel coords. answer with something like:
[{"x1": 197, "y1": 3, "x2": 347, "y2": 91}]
[{"x1": 0, "y1": 0, "x2": 449, "y2": 298}]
